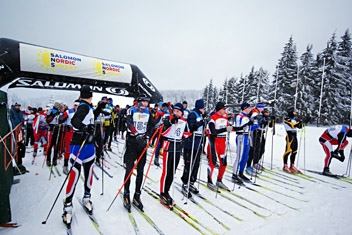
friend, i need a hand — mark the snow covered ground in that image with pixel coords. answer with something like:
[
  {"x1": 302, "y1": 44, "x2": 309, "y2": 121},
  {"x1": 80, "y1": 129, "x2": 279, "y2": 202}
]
[{"x1": 2, "y1": 124, "x2": 352, "y2": 235}]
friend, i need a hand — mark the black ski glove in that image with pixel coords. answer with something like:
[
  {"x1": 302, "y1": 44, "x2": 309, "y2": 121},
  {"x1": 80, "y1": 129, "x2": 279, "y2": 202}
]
[
  {"x1": 82, "y1": 124, "x2": 95, "y2": 135},
  {"x1": 171, "y1": 115, "x2": 179, "y2": 124}
]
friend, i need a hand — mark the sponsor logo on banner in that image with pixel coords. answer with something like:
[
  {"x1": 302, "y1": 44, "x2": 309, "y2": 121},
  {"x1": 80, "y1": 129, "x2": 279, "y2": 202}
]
[
  {"x1": 92, "y1": 60, "x2": 124, "y2": 77},
  {"x1": 10, "y1": 78, "x2": 129, "y2": 96},
  {"x1": 36, "y1": 48, "x2": 81, "y2": 72},
  {"x1": 20, "y1": 43, "x2": 132, "y2": 83}
]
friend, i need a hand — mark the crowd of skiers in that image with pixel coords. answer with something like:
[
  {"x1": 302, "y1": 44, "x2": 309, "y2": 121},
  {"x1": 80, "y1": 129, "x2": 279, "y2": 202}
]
[{"x1": 9, "y1": 85, "x2": 352, "y2": 227}]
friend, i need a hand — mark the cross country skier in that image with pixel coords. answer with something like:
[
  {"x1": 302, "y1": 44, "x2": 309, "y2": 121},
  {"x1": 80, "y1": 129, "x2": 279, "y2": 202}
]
[
  {"x1": 181, "y1": 99, "x2": 205, "y2": 197},
  {"x1": 62, "y1": 86, "x2": 106, "y2": 227},
  {"x1": 62, "y1": 100, "x2": 79, "y2": 175},
  {"x1": 319, "y1": 125, "x2": 352, "y2": 176},
  {"x1": 246, "y1": 104, "x2": 274, "y2": 174},
  {"x1": 32, "y1": 108, "x2": 48, "y2": 162},
  {"x1": 153, "y1": 102, "x2": 170, "y2": 166},
  {"x1": 232, "y1": 102, "x2": 253, "y2": 184},
  {"x1": 206, "y1": 101, "x2": 233, "y2": 191},
  {"x1": 122, "y1": 96, "x2": 157, "y2": 212},
  {"x1": 45, "y1": 101, "x2": 67, "y2": 166},
  {"x1": 182, "y1": 100, "x2": 190, "y2": 119},
  {"x1": 282, "y1": 107, "x2": 302, "y2": 173},
  {"x1": 160, "y1": 103, "x2": 191, "y2": 207},
  {"x1": 246, "y1": 103, "x2": 265, "y2": 174}
]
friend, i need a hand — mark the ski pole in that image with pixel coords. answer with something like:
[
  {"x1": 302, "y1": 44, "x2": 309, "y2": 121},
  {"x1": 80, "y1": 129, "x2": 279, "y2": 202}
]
[
  {"x1": 100, "y1": 122, "x2": 105, "y2": 196},
  {"x1": 184, "y1": 134, "x2": 196, "y2": 204},
  {"x1": 270, "y1": 118, "x2": 275, "y2": 170},
  {"x1": 258, "y1": 125, "x2": 269, "y2": 174},
  {"x1": 142, "y1": 125, "x2": 163, "y2": 188},
  {"x1": 196, "y1": 119, "x2": 207, "y2": 191},
  {"x1": 296, "y1": 125, "x2": 303, "y2": 167},
  {"x1": 172, "y1": 136, "x2": 176, "y2": 199},
  {"x1": 49, "y1": 125, "x2": 61, "y2": 180},
  {"x1": 190, "y1": 132, "x2": 204, "y2": 193},
  {"x1": 252, "y1": 130, "x2": 263, "y2": 183},
  {"x1": 42, "y1": 128, "x2": 52, "y2": 168},
  {"x1": 41, "y1": 137, "x2": 87, "y2": 225},
  {"x1": 303, "y1": 124, "x2": 306, "y2": 173},
  {"x1": 232, "y1": 135, "x2": 242, "y2": 191},
  {"x1": 107, "y1": 129, "x2": 158, "y2": 211},
  {"x1": 343, "y1": 145, "x2": 352, "y2": 177}
]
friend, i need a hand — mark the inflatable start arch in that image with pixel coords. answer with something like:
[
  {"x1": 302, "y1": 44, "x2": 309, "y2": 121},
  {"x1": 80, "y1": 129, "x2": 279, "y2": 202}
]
[
  {"x1": 0, "y1": 38, "x2": 163, "y2": 103},
  {"x1": 0, "y1": 38, "x2": 163, "y2": 224}
]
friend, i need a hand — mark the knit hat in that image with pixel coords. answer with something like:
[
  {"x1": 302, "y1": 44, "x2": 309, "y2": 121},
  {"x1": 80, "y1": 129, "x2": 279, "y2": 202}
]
[
  {"x1": 241, "y1": 102, "x2": 251, "y2": 110},
  {"x1": 173, "y1": 103, "x2": 184, "y2": 113},
  {"x1": 80, "y1": 85, "x2": 93, "y2": 99},
  {"x1": 14, "y1": 102, "x2": 21, "y2": 107},
  {"x1": 137, "y1": 96, "x2": 150, "y2": 102},
  {"x1": 215, "y1": 102, "x2": 226, "y2": 111},
  {"x1": 195, "y1": 99, "x2": 205, "y2": 109},
  {"x1": 256, "y1": 103, "x2": 265, "y2": 109},
  {"x1": 183, "y1": 100, "x2": 188, "y2": 105}
]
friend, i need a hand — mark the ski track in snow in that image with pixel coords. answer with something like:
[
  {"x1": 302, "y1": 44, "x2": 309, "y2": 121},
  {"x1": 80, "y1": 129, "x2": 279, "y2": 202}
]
[{"x1": 2, "y1": 124, "x2": 352, "y2": 235}]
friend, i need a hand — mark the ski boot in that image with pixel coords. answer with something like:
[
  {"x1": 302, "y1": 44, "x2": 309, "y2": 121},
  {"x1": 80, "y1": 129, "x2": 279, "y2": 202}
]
[
  {"x1": 206, "y1": 180, "x2": 218, "y2": 192},
  {"x1": 123, "y1": 192, "x2": 131, "y2": 212},
  {"x1": 181, "y1": 184, "x2": 192, "y2": 198},
  {"x1": 253, "y1": 163, "x2": 264, "y2": 171},
  {"x1": 231, "y1": 174, "x2": 244, "y2": 185},
  {"x1": 283, "y1": 164, "x2": 293, "y2": 173},
  {"x1": 133, "y1": 192, "x2": 144, "y2": 212},
  {"x1": 239, "y1": 172, "x2": 251, "y2": 183},
  {"x1": 32, "y1": 150, "x2": 37, "y2": 165},
  {"x1": 46, "y1": 157, "x2": 51, "y2": 167},
  {"x1": 63, "y1": 166, "x2": 69, "y2": 175},
  {"x1": 189, "y1": 182, "x2": 199, "y2": 194},
  {"x1": 246, "y1": 166, "x2": 257, "y2": 175},
  {"x1": 82, "y1": 194, "x2": 93, "y2": 214},
  {"x1": 216, "y1": 179, "x2": 229, "y2": 191},
  {"x1": 337, "y1": 150, "x2": 345, "y2": 162},
  {"x1": 62, "y1": 202, "x2": 73, "y2": 228},
  {"x1": 290, "y1": 164, "x2": 301, "y2": 174},
  {"x1": 160, "y1": 192, "x2": 174, "y2": 209},
  {"x1": 322, "y1": 167, "x2": 335, "y2": 176}
]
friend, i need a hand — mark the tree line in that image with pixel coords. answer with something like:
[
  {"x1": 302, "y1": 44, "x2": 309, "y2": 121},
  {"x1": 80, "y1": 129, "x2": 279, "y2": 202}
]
[{"x1": 202, "y1": 29, "x2": 352, "y2": 126}]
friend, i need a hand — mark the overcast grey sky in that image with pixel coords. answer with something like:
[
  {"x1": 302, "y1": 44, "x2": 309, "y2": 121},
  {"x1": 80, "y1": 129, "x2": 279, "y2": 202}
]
[{"x1": 1, "y1": 0, "x2": 352, "y2": 91}]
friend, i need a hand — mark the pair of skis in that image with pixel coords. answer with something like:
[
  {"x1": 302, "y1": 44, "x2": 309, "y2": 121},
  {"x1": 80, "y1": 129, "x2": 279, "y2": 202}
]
[
  {"x1": 120, "y1": 192, "x2": 165, "y2": 235},
  {"x1": 64, "y1": 197, "x2": 102, "y2": 235}
]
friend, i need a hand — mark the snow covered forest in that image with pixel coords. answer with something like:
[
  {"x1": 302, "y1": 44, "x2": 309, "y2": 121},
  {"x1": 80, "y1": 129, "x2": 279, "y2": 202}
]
[{"x1": 200, "y1": 30, "x2": 352, "y2": 126}]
